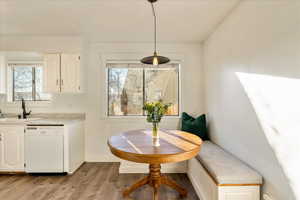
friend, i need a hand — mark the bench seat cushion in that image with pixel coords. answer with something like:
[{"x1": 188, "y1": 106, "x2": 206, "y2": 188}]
[{"x1": 196, "y1": 141, "x2": 263, "y2": 185}]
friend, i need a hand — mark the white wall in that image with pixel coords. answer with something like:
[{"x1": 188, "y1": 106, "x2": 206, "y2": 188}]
[
  {"x1": 203, "y1": 1, "x2": 300, "y2": 199},
  {"x1": 0, "y1": 37, "x2": 204, "y2": 166},
  {"x1": 85, "y1": 43, "x2": 204, "y2": 162}
]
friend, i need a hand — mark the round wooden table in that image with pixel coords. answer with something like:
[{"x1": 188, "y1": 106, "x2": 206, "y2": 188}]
[{"x1": 108, "y1": 129, "x2": 202, "y2": 200}]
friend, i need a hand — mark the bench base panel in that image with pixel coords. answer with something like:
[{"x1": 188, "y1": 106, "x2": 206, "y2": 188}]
[{"x1": 188, "y1": 158, "x2": 260, "y2": 200}]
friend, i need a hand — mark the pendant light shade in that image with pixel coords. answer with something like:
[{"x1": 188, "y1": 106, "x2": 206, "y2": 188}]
[
  {"x1": 141, "y1": 52, "x2": 170, "y2": 66},
  {"x1": 141, "y1": 0, "x2": 170, "y2": 66}
]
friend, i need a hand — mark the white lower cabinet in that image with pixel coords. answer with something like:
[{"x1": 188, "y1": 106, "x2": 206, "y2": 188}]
[
  {"x1": 0, "y1": 126, "x2": 25, "y2": 172},
  {"x1": 0, "y1": 121, "x2": 84, "y2": 173}
]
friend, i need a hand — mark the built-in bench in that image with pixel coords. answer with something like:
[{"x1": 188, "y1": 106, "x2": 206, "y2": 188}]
[{"x1": 188, "y1": 141, "x2": 262, "y2": 200}]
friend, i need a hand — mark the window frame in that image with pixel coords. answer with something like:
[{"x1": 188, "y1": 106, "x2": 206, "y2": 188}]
[
  {"x1": 8, "y1": 62, "x2": 51, "y2": 102},
  {"x1": 106, "y1": 62, "x2": 181, "y2": 118}
]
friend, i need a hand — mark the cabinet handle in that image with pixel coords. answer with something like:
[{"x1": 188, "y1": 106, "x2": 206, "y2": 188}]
[
  {"x1": 61, "y1": 79, "x2": 64, "y2": 86},
  {"x1": 56, "y1": 79, "x2": 59, "y2": 86},
  {"x1": 0, "y1": 134, "x2": 2, "y2": 141}
]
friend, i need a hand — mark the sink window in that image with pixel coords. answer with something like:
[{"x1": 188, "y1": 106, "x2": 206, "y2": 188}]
[{"x1": 8, "y1": 63, "x2": 51, "y2": 102}]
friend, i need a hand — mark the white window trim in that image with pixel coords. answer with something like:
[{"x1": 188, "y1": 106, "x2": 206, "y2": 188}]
[
  {"x1": 103, "y1": 57, "x2": 182, "y2": 119},
  {"x1": 5, "y1": 61, "x2": 53, "y2": 108}
]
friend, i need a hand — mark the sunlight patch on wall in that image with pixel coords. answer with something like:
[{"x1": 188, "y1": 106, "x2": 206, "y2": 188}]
[{"x1": 236, "y1": 72, "x2": 300, "y2": 198}]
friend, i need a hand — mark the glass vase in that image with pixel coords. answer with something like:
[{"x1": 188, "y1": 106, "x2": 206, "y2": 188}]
[{"x1": 152, "y1": 122, "x2": 160, "y2": 147}]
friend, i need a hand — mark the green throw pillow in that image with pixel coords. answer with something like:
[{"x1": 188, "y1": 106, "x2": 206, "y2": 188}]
[{"x1": 181, "y1": 112, "x2": 208, "y2": 140}]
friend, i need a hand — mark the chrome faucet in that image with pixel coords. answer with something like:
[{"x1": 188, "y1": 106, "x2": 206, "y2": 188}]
[{"x1": 21, "y1": 98, "x2": 31, "y2": 119}]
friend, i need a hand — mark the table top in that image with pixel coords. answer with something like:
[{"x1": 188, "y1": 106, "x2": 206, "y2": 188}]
[{"x1": 108, "y1": 129, "x2": 202, "y2": 164}]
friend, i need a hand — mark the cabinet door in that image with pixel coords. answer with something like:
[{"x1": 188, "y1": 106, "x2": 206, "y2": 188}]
[
  {"x1": 0, "y1": 126, "x2": 25, "y2": 171},
  {"x1": 44, "y1": 54, "x2": 61, "y2": 93},
  {"x1": 61, "y1": 54, "x2": 81, "y2": 93}
]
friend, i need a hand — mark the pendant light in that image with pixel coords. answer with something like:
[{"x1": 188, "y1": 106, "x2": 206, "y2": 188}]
[{"x1": 141, "y1": 0, "x2": 170, "y2": 66}]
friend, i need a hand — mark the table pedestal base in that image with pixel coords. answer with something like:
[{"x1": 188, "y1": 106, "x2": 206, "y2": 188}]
[{"x1": 123, "y1": 164, "x2": 187, "y2": 200}]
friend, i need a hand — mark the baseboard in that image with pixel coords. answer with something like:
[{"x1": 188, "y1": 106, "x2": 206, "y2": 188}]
[
  {"x1": 84, "y1": 155, "x2": 187, "y2": 174},
  {"x1": 68, "y1": 161, "x2": 85, "y2": 174},
  {"x1": 85, "y1": 154, "x2": 121, "y2": 162},
  {"x1": 119, "y1": 161, "x2": 187, "y2": 174},
  {"x1": 0, "y1": 171, "x2": 26, "y2": 175}
]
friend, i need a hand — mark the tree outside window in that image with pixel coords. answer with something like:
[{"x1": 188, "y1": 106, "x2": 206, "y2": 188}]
[
  {"x1": 12, "y1": 64, "x2": 51, "y2": 101},
  {"x1": 107, "y1": 63, "x2": 179, "y2": 116}
]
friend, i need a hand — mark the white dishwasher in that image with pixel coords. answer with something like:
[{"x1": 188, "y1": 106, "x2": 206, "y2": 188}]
[{"x1": 25, "y1": 125, "x2": 64, "y2": 173}]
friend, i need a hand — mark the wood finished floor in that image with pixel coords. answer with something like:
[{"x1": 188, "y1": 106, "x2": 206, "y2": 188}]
[{"x1": 0, "y1": 163, "x2": 199, "y2": 200}]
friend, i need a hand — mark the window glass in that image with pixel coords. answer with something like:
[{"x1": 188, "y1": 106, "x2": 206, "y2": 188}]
[
  {"x1": 13, "y1": 67, "x2": 33, "y2": 101},
  {"x1": 35, "y1": 66, "x2": 51, "y2": 101},
  {"x1": 108, "y1": 68, "x2": 143, "y2": 116},
  {"x1": 145, "y1": 67, "x2": 179, "y2": 115},
  {"x1": 11, "y1": 64, "x2": 51, "y2": 101},
  {"x1": 107, "y1": 63, "x2": 180, "y2": 116}
]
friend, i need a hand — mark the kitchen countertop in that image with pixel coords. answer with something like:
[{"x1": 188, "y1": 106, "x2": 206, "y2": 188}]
[
  {"x1": 0, "y1": 113, "x2": 85, "y2": 126},
  {"x1": 26, "y1": 118, "x2": 84, "y2": 126}
]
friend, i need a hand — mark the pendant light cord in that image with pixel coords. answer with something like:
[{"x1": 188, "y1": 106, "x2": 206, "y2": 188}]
[
  {"x1": 141, "y1": 0, "x2": 170, "y2": 65},
  {"x1": 151, "y1": 2, "x2": 157, "y2": 53}
]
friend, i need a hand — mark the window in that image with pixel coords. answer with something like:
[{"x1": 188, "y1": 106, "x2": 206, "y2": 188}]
[
  {"x1": 107, "y1": 63, "x2": 180, "y2": 116},
  {"x1": 9, "y1": 64, "x2": 51, "y2": 101}
]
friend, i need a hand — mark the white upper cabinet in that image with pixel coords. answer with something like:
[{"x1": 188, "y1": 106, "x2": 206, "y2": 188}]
[
  {"x1": 44, "y1": 53, "x2": 82, "y2": 93},
  {"x1": 61, "y1": 54, "x2": 81, "y2": 93},
  {"x1": 0, "y1": 126, "x2": 25, "y2": 172},
  {"x1": 44, "y1": 54, "x2": 61, "y2": 93}
]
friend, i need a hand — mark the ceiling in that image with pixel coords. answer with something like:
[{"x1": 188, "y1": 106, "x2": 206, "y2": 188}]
[{"x1": 0, "y1": 0, "x2": 240, "y2": 43}]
